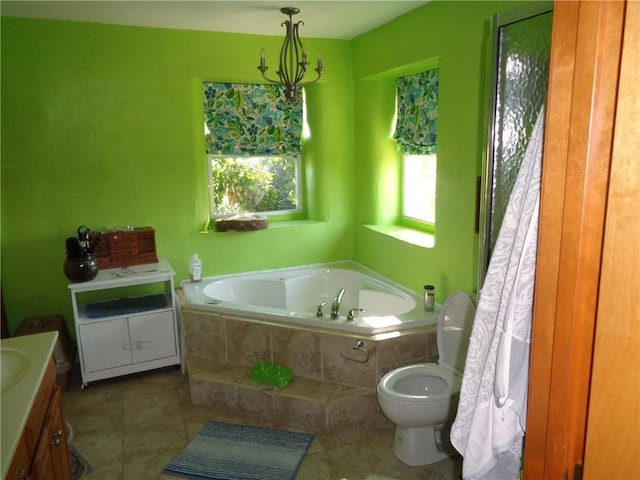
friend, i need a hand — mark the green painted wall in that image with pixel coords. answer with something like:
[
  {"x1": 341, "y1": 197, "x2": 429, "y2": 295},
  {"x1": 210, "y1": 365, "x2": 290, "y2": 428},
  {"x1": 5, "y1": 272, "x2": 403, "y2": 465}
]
[
  {"x1": 1, "y1": 1, "x2": 528, "y2": 334},
  {"x1": 0, "y1": 18, "x2": 353, "y2": 333},
  {"x1": 352, "y1": 0, "x2": 526, "y2": 302}
]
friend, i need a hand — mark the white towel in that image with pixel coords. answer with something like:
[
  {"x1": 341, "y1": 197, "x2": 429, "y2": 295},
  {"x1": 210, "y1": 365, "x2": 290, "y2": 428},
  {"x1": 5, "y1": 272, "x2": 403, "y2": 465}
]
[{"x1": 450, "y1": 106, "x2": 544, "y2": 479}]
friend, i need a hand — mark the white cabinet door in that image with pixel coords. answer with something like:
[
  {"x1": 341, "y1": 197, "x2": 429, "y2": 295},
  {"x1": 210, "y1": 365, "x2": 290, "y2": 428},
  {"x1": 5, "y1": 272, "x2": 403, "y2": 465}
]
[
  {"x1": 79, "y1": 318, "x2": 132, "y2": 372},
  {"x1": 128, "y1": 311, "x2": 177, "y2": 364}
]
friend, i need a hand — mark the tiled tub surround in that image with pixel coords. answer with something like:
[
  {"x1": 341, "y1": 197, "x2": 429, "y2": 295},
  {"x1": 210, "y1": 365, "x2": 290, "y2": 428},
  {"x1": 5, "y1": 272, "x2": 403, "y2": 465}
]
[
  {"x1": 180, "y1": 299, "x2": 438, "y2": 435},
  {"x1": 179, "y1": 262, "x2": 439, "y2": 335}
]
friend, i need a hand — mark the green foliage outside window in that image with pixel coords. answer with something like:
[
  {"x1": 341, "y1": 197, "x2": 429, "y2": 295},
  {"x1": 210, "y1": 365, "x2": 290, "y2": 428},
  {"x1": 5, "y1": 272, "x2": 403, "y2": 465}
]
[{"x1": 209, "y1": 155, "x2": 298, "y2": 216}]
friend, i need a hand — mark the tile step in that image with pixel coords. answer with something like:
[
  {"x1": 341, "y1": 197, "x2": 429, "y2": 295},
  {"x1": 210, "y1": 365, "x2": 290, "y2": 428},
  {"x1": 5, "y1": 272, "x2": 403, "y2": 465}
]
[{"x1": 186, "y1": 356, "x2": 383, "y2": 434}]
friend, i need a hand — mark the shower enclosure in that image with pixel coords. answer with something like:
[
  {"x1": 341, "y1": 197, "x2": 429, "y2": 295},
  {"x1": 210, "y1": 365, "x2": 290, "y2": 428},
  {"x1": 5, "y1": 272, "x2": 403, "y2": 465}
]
[{"x1": 477, "y1": 2, "x2": 553, "y2": 293}]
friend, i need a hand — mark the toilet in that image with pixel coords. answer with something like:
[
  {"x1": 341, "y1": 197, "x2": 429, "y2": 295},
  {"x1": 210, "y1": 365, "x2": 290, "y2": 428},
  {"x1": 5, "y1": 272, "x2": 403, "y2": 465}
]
[{"x1": 377, "y1": 291, "x2": 476, "y2": 466}]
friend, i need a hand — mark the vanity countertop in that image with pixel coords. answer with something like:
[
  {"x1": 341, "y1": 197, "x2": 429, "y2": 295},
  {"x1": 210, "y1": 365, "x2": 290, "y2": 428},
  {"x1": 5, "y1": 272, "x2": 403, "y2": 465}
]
[{"x1": 1, "y1": 331, "x2": 58, "y2": 478}]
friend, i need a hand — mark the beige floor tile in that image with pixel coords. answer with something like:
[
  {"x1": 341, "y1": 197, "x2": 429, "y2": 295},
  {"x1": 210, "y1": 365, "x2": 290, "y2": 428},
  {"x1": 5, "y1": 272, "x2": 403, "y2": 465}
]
[
  {"x1": 122, "y1": 446, "x2": 184, "y2": 480},
  {"x1": 296, "y1": 449, "x2": 336, "y2": 480},
  {"x1": 63, "y1": 382, "x2": 124, "y2": 415},
  {"x1": 64, "y1": 366, "x2": 462, "y2": 480},
  {"x1": 122, "y1": 415, "x2": 188, "y2": 463},
  {"x1": 123, "y1": 389, "x2": 183, "y2": 426},
  {"x1": 73, "y1": 428, "x2": 124, "y2": 468},
  {"x1": 84, "y1": 462, "x2": 124, "y2": 480},
  {"x1": 65, "y1": 397, "x2": 124, "y2": 437}
]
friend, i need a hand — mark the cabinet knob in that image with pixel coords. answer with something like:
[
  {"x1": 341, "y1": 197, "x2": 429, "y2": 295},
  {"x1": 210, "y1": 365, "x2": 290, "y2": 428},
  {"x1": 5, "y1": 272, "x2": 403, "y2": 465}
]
[{"x1": 50, "y1": 431, "x2": 62, "y2": 446}]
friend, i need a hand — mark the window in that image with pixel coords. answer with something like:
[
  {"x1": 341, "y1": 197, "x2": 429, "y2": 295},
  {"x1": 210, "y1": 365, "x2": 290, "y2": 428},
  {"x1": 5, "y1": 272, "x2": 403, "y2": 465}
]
[
  {"x1": 207, "y1": 154, "x2": 301, "y2": 217},
  {"x1": 403, "y1": 154, "x2": 436, "y2": 224},
  {"x1": 394, "y1": 69, "x2": 438, "y2": 229},
  {"x1": 203, "y1": 82, "x2": 303, "y2": 218}
]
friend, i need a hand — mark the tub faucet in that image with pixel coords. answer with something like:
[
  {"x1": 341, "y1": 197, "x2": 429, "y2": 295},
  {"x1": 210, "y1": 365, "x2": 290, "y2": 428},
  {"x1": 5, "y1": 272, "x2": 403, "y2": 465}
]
[{"x1": 331, "y1": 288, "x2": 345, "y2": 319}]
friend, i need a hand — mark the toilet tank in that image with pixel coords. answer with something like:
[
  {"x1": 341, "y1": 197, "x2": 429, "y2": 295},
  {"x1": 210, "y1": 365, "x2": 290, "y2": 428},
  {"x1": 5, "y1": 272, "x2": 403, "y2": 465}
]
[{"x1": 437, "y1": 291, "x2": 476, "y2": 373}]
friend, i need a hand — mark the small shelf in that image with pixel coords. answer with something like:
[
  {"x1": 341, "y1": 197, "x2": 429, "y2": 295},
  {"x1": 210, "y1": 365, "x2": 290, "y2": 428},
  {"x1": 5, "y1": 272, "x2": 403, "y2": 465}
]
[
  {"x1": 68, "y1": 258, "x2": 180, "y2": 388},
  {"x1": 75, "y1": 293, "x2": 174, "y2": 324},
  {"x1": 67, "y1": 258, "x2": 175, "y2": 293}
]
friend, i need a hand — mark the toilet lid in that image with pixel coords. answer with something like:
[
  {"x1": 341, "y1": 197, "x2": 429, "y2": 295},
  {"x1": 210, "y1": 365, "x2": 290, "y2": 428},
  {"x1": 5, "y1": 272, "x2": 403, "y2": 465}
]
[{"x1": 437, "y1": 291, "x2": 476, "y2": 372}]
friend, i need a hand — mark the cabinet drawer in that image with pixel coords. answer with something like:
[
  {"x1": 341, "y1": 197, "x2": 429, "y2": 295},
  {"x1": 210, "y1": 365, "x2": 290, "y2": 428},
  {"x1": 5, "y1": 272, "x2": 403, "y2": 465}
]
[
  {"x1": 109, "y1": 247, "x2": 138, "y2": 259},
  {"x1": 109, "y1": 235, "x2": 137, "y2": 247}
]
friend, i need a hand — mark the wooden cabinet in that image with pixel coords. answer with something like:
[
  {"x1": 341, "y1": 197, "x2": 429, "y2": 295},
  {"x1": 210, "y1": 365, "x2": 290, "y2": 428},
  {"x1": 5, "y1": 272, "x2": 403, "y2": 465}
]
[
  {"x1": 68, "y1": 258, "x2": 180, "y2": 389},
  {"x1": 6, "y1": 437, "x2": 30, "y2": 480},
  {"x1": 6, "y1": 359, "x2": 71, "y2": 480},
  {"x1": 92, "y1": 227, "x2": 157, "y2": 269},
  {"x1": 32, "y1": 388, "x2": 70, "y2": 480}
]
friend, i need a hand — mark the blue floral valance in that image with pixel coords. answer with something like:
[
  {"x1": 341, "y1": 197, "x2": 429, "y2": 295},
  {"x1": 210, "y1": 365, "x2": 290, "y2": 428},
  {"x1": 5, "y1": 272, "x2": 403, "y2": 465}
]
[
  {"x1": 393, "y1": 69, "x2": 438, "y2": 155},
  {"x1": 203, "y1": 82, "x2": 303, "y2": 156}
]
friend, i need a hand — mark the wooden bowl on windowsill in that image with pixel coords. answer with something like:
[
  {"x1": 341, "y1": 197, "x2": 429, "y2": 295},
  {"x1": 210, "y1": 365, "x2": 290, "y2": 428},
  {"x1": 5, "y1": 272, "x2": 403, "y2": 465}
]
[{"x1": 214, "y1": 214, "x2": 269, "y2": 232}]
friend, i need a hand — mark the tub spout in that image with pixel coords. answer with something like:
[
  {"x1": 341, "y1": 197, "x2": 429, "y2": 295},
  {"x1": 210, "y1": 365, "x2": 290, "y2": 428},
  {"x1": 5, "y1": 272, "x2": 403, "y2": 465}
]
[{"x1": 331, "y1": 288, "x2": 345, "y2": 319}]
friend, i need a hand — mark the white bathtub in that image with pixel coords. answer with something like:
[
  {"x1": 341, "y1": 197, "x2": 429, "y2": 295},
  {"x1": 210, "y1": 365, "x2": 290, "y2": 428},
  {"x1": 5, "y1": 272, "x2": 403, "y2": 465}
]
[{"x1": 179, "y1": 262, "x2": 438, "y2": 334}]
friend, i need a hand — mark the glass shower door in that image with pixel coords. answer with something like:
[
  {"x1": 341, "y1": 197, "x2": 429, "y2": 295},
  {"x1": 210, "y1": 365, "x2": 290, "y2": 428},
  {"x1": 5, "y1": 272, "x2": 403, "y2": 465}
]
[{"x1": 478, "y1": 3, "x2": 553, "y2": 293}]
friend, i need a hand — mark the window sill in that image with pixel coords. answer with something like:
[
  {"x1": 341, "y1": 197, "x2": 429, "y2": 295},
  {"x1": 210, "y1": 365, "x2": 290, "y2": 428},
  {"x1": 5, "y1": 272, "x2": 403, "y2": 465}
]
[
  {"x1": 202, "y1": 219, "x2": 326, "y2": 233},
  {"x1": 267, "y1": 219, "x2": 326, "y2": 229},
  {"x1": 363, "y1": 224, "x2": 435, "y2": 248}
]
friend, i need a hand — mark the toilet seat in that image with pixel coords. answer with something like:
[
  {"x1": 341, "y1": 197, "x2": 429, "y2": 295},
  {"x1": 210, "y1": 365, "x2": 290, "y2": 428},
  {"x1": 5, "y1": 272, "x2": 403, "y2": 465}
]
[
  {"x1": 437, "y1": 291, "x2": 476, "y2": 373},
  {"x1": 378, "y1": 363, "x2": 461, "y2": 403}
]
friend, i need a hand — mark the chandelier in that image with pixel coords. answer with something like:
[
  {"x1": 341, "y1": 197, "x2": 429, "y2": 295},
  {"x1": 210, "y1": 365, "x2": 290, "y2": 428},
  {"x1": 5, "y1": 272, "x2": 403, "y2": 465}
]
[{"x1": 258, "y1": 7, "x2": 325, "y2": 102}]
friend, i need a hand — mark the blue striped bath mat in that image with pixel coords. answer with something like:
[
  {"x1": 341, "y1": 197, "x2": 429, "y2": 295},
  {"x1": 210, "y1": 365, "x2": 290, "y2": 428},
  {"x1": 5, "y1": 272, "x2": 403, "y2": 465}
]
[{"x1": 164, "y1": 421, "x2": 314, "y2": 480}]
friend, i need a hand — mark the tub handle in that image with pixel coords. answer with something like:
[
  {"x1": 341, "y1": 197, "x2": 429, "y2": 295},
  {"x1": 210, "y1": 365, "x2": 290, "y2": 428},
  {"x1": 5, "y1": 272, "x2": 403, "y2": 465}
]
[
  {"x1": 316, "y1": 300, "x2": 328, "y2": 317},
  {"x1": 347, "y1": 308, "x2": 364, "y2": 321},
  {"x1": 340, "y1": 339, "x2": 369, "y2": 363}
]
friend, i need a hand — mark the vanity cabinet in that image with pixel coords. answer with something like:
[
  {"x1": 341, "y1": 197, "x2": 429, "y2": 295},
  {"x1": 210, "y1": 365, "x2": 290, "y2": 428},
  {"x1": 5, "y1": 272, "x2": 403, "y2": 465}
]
[
  {"x1": 6, "y1": 359, "x2": 72, "y2": 480},
  {"x1": 32, "y1": 388, "x2": 69, "y2": 480},
  {"x1": 68, "y1": 258, "x2": 180, "y2": 389}
]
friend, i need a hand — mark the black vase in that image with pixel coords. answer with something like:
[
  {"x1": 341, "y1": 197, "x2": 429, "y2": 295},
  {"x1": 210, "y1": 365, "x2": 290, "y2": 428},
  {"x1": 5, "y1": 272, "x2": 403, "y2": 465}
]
[{"x1": 64, "y1": 254, "x2": 99, "y2": 283}]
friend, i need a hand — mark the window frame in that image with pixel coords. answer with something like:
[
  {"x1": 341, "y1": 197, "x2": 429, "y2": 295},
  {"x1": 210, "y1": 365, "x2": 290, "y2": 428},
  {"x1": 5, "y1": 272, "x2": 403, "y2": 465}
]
[
  {"x1": 393, "y1": 68, "x2": 439, "y2": 235},
  {"x1": 202, "y1": 81, "x2": 307, "y2": 222}
]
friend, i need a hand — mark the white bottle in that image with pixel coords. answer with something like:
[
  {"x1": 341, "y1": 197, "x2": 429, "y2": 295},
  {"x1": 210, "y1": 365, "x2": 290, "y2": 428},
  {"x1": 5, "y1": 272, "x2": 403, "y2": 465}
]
[{"x1": 189, "y1": 253, "x2": 202, "y2": 283}]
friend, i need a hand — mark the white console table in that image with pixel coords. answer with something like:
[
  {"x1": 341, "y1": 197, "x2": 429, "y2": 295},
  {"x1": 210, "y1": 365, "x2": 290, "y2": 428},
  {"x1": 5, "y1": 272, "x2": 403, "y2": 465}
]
[{"x1": 68, "y1": 258, "x2": 180, "y2": 389}]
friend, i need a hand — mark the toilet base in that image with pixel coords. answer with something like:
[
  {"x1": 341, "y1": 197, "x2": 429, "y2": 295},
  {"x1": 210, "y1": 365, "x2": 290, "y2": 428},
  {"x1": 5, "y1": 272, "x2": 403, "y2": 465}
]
[{"x1": 392, "y1": 424, "x2": 455, "y2": 467}]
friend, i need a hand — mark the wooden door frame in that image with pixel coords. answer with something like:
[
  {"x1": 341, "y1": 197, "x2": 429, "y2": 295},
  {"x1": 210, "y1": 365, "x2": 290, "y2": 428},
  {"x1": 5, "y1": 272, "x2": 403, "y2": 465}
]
[{"x1": 524, "y1": 1, "x2": 625, "y2": 478}]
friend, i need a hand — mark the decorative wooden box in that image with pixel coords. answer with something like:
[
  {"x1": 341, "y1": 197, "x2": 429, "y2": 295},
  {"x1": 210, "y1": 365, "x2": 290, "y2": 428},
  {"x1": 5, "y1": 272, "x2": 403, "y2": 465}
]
[{"x1": 92, "y1": 227, "x2": 158, "y2": 269}]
